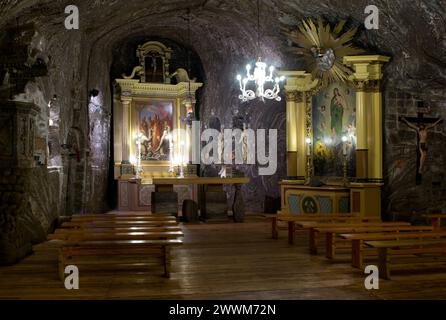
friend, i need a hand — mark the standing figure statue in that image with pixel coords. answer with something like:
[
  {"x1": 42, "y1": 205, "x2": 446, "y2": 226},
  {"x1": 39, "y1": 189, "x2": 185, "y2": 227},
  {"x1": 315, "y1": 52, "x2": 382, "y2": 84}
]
[{"x1": 239, "y1": 123, "x2": 249, "y2": 163}]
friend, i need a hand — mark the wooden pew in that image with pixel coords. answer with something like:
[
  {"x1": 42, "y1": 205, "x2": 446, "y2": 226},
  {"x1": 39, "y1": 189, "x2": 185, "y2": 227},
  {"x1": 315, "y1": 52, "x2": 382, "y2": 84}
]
[
  {"x1": 365, "y1": 239, "x2": 446, "y2": 279},
  {"x1": 263, "y1": 213, "x2": 372, "y2": 241},
  {"x1": 51, "y1": 225, "x2": 182, "y2": 237},
  {"x1": 340, "y1": 231, "x2": 446, "y2": 268},
  {"x1": 72, "y1": 212, "x2": 172, "y2": 217},
  {"x1": 305, "y1": 222, "x2": 417, "y2": 254},
  {"x1": 70, "y1": 215, "x2": 177, "y2": 222},
  {"x1": 318, "y1": 225, "x2": 433, "y2": 258},
  {"x1": 61, "y1": 219, "x2": 179, "y2": 229},
  {"x1": 58, "y1": 239, "x2": 183, "y2": 279},
  {"x1": 50, "y1": 230, "x2": 184, "y2": 241}
]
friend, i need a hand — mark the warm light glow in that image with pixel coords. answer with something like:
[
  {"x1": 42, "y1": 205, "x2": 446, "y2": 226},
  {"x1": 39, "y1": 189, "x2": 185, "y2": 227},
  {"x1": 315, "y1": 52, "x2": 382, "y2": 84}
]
[
  {"x1": 341, "y1": 136, "x2": 348, "y2": 142},
  {"x1": 305, "y1": 137, "x2": 312, "y2": 144}
]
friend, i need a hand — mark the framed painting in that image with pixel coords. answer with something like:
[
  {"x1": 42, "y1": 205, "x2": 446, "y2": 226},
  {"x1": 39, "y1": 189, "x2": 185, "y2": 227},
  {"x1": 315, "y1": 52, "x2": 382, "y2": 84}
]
[
  {"x1": 312, "y1": 82, "x2": 356, "y2": 177},
  {"x1": 130, "y1": 98, "x2": 176, "y2": 164}
]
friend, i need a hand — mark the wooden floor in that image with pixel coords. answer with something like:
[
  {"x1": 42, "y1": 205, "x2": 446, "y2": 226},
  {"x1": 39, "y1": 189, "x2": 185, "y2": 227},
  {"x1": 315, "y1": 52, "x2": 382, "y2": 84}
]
[{"x1": 1, "y1": 217, "x2": 446, "y2": 299}]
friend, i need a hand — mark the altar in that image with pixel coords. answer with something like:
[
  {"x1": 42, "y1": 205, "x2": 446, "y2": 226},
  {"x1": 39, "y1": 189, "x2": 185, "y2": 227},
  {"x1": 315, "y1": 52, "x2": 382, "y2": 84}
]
[
  {"x1": 113, "y1": 40, "x2": 204, "y2": 215},
  {"x1": 279, "y1": 54, "x2": 390, "y2": 219}
]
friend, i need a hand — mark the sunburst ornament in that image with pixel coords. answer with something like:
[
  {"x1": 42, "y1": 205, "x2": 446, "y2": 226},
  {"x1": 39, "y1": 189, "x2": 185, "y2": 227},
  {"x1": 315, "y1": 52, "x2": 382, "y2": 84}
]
[{"x1": 283, "y1": 17, "x2": 364, "y2": 87}]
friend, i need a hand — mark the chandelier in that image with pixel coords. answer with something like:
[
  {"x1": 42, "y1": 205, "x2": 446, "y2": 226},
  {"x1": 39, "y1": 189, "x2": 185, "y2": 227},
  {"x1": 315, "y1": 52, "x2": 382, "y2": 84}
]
[
  {"x1": 236, "y1": 0, "x2": 284, "y2": 103},
  {"x1": 237, "y1": 59, "x2": 285, "y2": 102}
]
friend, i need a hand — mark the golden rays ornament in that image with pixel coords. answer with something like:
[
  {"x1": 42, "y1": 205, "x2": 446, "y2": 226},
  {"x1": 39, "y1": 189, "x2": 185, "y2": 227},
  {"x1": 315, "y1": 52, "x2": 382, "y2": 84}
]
[{"x1": 283, "y1": 17, "x2": 364, "y2": 87}]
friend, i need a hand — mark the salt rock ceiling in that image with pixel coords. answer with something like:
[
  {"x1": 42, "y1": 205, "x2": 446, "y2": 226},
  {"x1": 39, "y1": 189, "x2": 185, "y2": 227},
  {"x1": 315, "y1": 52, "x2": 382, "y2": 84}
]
[{"x1": 1, "y1": 0, "x2": 445, "y2": 90}]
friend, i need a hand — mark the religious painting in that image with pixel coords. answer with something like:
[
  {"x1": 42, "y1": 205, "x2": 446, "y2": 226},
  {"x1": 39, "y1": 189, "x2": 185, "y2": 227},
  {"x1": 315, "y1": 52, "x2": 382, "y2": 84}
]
[
  {"x1": 312, "y1": 82, "x2": 356, "y2": 177},
  {"x1": 134, "y1": 100, "x2": 173, "y2": 162}
]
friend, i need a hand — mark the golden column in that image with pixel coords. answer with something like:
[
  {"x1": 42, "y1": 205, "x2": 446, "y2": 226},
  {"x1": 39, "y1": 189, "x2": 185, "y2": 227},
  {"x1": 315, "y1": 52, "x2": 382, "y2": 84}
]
[
  {"x1": 279, "y1": 71, "x2": 319, "y2": 181},
  {"x1": 295, "y1": 91, "x2": 306, "y2": 180},
  {"x1": 344, "y1": 55, "x2": 390, "y2": 181},
  {"x1": 120, "y1": 97, "x2": 133, "y2": 177},
  {"x1": 354, "y1": 79, "x2": 369, "y2": 179},
  {"x1": 370, "y1": 80, "x2": 383, "y2": 180},
  {"x1": 285, "y1": 91, "x2": 298, "y2": 179}
]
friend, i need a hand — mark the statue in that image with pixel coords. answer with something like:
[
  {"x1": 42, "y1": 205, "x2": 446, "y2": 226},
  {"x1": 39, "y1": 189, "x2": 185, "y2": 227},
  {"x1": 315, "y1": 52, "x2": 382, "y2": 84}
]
[
  {"x1": 239, "y1": 123, "x2": 249, "y2": 163},
  {"x1": 400, "y1": 116, "x2": 442, "y2": 175},
  {"x1": 122, "y1": 66, "x2": 144, "y2": 80},
  {"x1": 169, "y1": 68, "x2": 196, "y2": 83}
]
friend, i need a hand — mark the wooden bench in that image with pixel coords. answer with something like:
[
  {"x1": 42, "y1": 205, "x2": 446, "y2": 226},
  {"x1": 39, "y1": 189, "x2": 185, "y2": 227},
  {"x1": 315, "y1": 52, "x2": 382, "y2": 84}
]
[
  {"x1": 61, "y1": 219, "x2": 179, "y2": 229},
  {"x1": 306, "y1": 222, "x2": 416, "y2": 253},
  {"x1": 58, "y1": 239, "x2": 183, "y2": 279},
  {"x1": 365, "y1": 239, "x2": 446, "y2": 279},
  {"x1": 263, "y1": 213, "x2": 375, "y2": 241},
  {"x1": 51, "y1": 225, "x2": 182, "y2": 237},
  {"x1": 340, "y1": 231, "x2": 446, "y2": 268},
  {"x1": 318, "y1": 225, "x2": 433, "y2": 258},
  {"x1": 70, "y1": 215, "x2": 176, "y2": 222},
  {"x1": 424, "y1": 214, "x2": 446, "y2": 230},
  {"x1": 50, "y1": 230, "x2": 184, "y2": 241}
]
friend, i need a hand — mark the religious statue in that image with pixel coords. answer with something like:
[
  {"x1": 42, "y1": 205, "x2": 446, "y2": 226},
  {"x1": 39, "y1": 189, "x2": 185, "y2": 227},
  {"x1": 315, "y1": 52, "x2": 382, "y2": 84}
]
[
  {"x1": 330, "y1": 87, "x2": 347, "y2": 139},
  {"x1": 238, "y1": 123, "x2": 249, "y2": 163},
  {"x1": 169, "y1": 68, "x2": 196, "y2": 83},
  {"x1": 400, "y1": 116, "x2": 442, "y2": 175},
  {"x1": 122, "y1": 66, "x2": 144, "y2": 80}
]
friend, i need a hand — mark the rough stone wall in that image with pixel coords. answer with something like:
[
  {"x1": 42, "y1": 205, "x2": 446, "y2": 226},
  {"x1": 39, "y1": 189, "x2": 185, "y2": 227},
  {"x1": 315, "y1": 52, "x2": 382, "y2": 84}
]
[{"x1": 383, "y1": 90, "x2": 446, "y2": 221}]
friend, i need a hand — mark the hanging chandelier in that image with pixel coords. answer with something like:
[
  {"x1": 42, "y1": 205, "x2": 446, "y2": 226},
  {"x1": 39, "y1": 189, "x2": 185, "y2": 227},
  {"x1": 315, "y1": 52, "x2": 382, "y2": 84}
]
[
  {"x1": 237, "y1": 59, "x2": 285, "y2": 102},
  {"x1": 236, "y1": 0, "x2": 285, "y2": 103}
]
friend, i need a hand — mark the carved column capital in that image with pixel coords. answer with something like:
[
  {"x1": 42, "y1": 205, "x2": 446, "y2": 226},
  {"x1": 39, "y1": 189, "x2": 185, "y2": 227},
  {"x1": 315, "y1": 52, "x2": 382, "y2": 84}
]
[{"x1": 352, "y1": 79, "x2": 368, "y2": 91}]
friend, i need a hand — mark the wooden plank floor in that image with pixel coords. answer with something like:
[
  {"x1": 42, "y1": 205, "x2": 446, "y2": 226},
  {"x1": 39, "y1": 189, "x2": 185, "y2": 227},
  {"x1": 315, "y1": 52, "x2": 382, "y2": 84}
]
[{"x1": 0, "y1": 218, "x2": 446, "y2": 299}]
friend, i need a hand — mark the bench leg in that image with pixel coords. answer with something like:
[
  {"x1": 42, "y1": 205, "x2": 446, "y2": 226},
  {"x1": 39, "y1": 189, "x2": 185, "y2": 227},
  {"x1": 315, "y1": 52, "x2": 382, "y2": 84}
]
[
  {"x1": 272, "y1": 217, "x2": 278, "y2": 239},
  {"x1": 288, "y1": 221, "x2": 295, "y2": 245},
  {"x1": 378, "y1": 247, "x2": 391, "y2": 280},
  {"x1": 309, "y1": 229, "x2": 318, "y2": 254},
  {"x1": 163, "y1": 246, "x2": 171, "y2": 278},
  {"x1": 325, "y1": 232, "x2": 335, "y2": 259},
  {"x1": 351, "y1": 239, "x2": 363, "y2": 268}
]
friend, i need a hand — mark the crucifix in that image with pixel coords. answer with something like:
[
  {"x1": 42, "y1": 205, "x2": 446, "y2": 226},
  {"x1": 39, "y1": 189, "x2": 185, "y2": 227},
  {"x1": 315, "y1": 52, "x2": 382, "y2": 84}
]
[{"x1": 399, "y1": 101, "x2": 443, "y2": 185}]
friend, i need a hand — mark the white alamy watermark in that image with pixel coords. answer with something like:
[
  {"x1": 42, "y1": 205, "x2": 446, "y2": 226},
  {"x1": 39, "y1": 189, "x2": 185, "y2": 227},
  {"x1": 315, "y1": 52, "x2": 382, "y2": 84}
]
[
  {"x1": 64, "y1": 5, "x2": 79, "y2": 30},
  {"x1": 168, "y1": 121, "x2": 277, "y2": 176},
  {"x1": 364, "y1": 5, "x2": 379, "y2": 30},
  {"x1": 64, "y1": 265, "x2": 79, "y2": 290},
  {"x1": 364, "y1": 265, "x2": 379, "y2": 290}
]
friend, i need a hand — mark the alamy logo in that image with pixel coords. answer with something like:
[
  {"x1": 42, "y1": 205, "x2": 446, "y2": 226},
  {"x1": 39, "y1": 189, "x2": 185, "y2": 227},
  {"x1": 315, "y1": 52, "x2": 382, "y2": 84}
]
[
  {"x1": 64, "y1": 265, "x2": 79, "y2": 290},
  {"x1": 180, "y1": 121, "x2": 277, "y2": 176},
  {"x1": 364, "y1": 5, "x2": 379, "y2": 30},
  {"x1": 364, "y1": 265, "x2": 379, "y2": 290},
  {"x1": 64, "y1": 5, "x2": 79, "y2": 30}
]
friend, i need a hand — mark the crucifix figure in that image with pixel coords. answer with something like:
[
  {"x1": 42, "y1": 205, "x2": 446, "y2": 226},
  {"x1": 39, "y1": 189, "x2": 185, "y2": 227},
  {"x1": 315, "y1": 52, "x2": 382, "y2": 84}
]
[{"x1": 399, "y1": 102, "x2": 443, "y2": 184}]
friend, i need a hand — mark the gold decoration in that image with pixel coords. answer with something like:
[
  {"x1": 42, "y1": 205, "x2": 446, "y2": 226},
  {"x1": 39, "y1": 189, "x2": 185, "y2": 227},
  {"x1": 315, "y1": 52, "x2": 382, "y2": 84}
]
[{"x1": 283, "y1": 17, "x2": 364, "y2": 87}]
